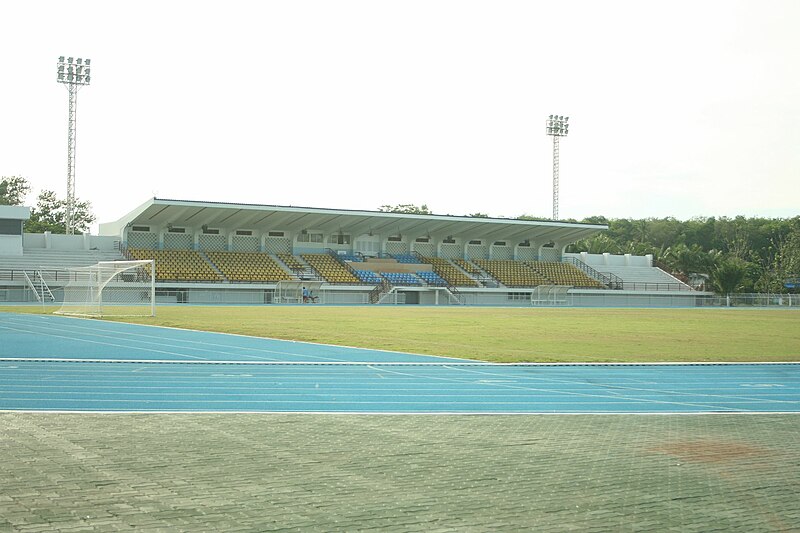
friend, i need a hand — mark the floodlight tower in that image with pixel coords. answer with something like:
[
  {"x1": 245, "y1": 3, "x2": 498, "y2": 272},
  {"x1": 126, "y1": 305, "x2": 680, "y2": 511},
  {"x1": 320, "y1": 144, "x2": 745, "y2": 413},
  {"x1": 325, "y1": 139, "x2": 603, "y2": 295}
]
[
  {"x1": 545, "y1": 114, "x2": 569, "y2": 220},
  {"x1": 56, "y1": 56, "x2": 92, "y2": 235}
]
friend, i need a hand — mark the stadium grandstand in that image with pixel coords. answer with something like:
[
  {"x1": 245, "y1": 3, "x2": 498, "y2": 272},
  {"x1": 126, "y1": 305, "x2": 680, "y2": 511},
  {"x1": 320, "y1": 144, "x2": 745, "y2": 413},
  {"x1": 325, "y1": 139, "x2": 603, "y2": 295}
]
[{"x1": 0, "y1": 199, "x2": 705, "y2": 307}]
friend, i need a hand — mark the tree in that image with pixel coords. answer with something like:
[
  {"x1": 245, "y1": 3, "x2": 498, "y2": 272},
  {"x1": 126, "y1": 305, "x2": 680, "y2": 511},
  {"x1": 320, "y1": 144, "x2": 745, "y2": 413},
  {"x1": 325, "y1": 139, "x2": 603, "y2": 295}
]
[
  {"x1": 468, "y1": 213, "x2": 490, "y2": 218},
  {"x1": 516, "y1": 214, "x2": 551, "y2": 222},
  {"x1": 580, "y1": 215, "x2": 609, "y2": 225},
  {"x1": 564, "y1": 234, "x2": 623, "y2": 255},
  {"x1": 754, "y1": 226, "x2": 800, "y2": 292},
  {"x1": 25, "y1": 190, "x2": 95, "y2": 235},
  {"x1": 378, "y1": 204, "x2": 432, "y2": 215},
  {"x1": 0, "y1": 175, "x2": 31, "y2": 206},
  {"x1": 709, "y1": 258, "x2": 748, "y2": 295},
  {"x1": 661, "y1": 243, "x2": 714, "y2": 277}
]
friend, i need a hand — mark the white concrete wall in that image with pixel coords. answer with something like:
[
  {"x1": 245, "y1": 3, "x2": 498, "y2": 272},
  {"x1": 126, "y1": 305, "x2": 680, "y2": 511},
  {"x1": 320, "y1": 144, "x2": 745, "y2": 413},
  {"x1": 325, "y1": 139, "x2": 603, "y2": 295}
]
[
  {"x1": 0, "y1": 205, "x2": 31, "y2": 220},
  {"x1": 564, "y1": 252, "x2": 653, "y2": 267},
  {"x1": 0, "y1": 235, "x2": 23, "y2": 256},
  {"x1": 20, "y1": 232, "x2": 120, "y2": 251}
]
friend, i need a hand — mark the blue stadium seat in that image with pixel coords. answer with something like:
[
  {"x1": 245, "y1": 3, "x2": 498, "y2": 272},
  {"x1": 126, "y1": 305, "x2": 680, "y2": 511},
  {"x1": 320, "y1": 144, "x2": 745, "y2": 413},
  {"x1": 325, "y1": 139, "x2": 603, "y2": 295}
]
[
  {"x1": 381, "y1": 272, "x2": 422, "y2": 286},
  {"x1": 392, "y1": 254, "x2": 421, "y2": 264},
  {"x1": 354, "y1": 270, "x2": 383, "y2": 284},
  {"x1": 416, "y1": 271, "x2": 447, "y2": 286}
]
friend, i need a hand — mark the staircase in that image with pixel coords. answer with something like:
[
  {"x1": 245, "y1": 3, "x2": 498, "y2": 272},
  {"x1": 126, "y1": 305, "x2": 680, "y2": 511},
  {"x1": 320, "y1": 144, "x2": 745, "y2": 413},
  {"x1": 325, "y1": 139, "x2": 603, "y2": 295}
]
[
  {"x1": 369, "y1": 279, "x2": 392, "y2": 304},
  {"x1": 24, "y1": 270, "x2": 55, "y2": 302}
]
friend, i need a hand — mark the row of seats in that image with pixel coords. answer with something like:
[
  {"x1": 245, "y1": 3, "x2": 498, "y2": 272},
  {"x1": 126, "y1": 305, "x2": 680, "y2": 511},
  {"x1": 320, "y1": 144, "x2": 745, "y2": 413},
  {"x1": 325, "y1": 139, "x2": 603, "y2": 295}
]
[
  {"x1": 278, "y1": 253, "x2": 305, "y2": 272},
  {"x1": 352, "y1": 270, "x2": 448, "y2": 287},
  {"x1": 420, "y1": 257, "x2": 479, "y2": 287},
  {"x1": 302, "y1": 254, "x2": 360, "y2": 284},
  {"x1": 206, "y1": 251, "x2": 293, "y2": 282},
  {"x1": 528, "y1": 261, "x2": 605, "y2": 288},
  {"x1": 454, "y1": 259, "x2": 482, "y2": 276},
  {"x1": 416, "y1": 271, "x2": 448, "y2": 286},
  {"x1": 128, "y1": 249, "x2": 221, "y2": 282},
  {"x1": 392, "y1": 254, "x2": 421, "y2": 264},
  {"x1": 473, "y1": 260, "x2": 550, "y2": 288},
  {"x1": 354, "y1": 270, "x2": 384, "y2": 284},
  {"x1": 128, "y1": 248, "x2": 607, "y2": 288},
  {"x1": 381, "y1": 272, "x2": 422, "y2": 286}
]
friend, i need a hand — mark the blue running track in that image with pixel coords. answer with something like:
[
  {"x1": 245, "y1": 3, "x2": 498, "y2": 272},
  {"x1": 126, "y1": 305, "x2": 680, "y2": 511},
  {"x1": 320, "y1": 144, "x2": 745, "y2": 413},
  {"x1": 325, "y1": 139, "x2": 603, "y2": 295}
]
[{"x1": 1, "y1": 312, "x2": 799, "y2": 414}]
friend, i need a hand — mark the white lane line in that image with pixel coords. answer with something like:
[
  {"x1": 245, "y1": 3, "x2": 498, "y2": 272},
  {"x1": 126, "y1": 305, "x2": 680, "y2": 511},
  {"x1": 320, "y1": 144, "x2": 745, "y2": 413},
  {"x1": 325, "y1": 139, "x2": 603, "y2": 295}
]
[
  {"x1": 445, "y1": 365, "x2": 800, "y2": 405},
  {"x1": 2, "y1": 317, "x2": 401, "y2": 363},
  {"x1": 366, "y1": 365, "x2": 745, "y2": 412},
  {"x1": 1, "y1": 322, "x2": 347, "y2": 363},
  {"x1": 0, "y1": 325, "x2": 210, "y2": 360}
]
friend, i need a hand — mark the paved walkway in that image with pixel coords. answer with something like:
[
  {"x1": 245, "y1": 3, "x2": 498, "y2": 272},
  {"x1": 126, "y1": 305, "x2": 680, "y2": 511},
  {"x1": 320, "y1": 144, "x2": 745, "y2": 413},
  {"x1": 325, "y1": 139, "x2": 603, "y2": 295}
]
[{"x1": 2, "y1": 413, "x2": 798, "y2": 531}]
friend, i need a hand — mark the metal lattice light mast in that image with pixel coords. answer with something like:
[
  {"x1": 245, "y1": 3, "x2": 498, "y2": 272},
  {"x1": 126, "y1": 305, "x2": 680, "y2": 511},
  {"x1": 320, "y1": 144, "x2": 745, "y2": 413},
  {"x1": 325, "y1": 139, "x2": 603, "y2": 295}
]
[
  {"x1": 545, "y1": 114, "x2": 569, "y2": 220},
  {"x1": 56, "y1": 56, "x2": 91, "y2": 235}
]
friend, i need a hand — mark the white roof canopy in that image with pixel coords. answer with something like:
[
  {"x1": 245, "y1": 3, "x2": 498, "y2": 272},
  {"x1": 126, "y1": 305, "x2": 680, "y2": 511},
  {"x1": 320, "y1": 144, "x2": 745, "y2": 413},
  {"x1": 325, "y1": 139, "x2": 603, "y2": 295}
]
[{"x1": 101, "y1": 198, "x2": 607, "y2": 245}]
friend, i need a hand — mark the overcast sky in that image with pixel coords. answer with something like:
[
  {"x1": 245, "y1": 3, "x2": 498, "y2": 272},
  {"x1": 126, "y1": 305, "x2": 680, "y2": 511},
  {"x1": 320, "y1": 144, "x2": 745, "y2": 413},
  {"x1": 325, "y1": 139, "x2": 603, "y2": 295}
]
[{"x1": 2, "y1": 0, "x2": 798, "y2": 232}]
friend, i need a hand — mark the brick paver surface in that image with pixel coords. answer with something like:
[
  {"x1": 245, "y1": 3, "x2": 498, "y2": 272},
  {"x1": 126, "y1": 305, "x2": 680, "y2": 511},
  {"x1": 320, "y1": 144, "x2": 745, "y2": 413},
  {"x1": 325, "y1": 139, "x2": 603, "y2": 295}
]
[{"x1": 1, "y1": 413, "x2": 798, "y2": 531}]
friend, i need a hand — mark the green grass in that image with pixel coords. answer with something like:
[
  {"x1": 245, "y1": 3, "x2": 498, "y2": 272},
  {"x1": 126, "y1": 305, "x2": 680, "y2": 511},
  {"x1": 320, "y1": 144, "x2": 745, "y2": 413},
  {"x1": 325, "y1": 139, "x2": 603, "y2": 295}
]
[{"x1": 3, "y1": 305, "x2": 798, "y2": 362}]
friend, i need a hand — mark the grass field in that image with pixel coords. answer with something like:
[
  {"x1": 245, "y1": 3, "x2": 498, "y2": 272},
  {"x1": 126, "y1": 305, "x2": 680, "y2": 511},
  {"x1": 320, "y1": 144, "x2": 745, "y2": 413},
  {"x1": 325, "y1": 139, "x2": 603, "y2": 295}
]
[{"x1": 3, "y1": 305, "x2": 798, "y2": 362}]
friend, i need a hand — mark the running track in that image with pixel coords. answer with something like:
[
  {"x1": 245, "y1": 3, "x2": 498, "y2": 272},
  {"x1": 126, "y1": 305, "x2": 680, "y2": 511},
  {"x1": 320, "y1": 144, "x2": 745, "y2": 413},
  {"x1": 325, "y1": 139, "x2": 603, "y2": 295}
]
[{"x1": 1, "y1": 312, "x2": 798, "y2": 414}]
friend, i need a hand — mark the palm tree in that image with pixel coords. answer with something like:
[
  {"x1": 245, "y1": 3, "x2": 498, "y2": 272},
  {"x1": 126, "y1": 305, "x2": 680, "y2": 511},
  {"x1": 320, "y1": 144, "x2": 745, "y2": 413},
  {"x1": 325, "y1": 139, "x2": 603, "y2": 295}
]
[
  {"x1": 662, "y1": 243, "x2": 714, "y2": 278},
  {"x1": 710, "y1": 259, "x2": 747, "y2": 296}
]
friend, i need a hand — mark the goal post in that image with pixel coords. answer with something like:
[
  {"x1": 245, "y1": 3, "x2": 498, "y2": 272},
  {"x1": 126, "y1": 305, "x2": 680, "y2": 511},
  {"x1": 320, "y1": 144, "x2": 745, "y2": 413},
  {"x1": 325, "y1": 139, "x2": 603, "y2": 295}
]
[{"x1": 55, "y1": 260, "x2": 156, "y2": 317}]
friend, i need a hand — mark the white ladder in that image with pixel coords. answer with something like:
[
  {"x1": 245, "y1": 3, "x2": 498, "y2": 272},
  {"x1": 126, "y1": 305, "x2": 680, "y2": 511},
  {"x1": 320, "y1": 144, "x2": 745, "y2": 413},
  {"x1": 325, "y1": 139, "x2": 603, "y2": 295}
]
[{"x1": 24, "y1": 270, "x2": 56, "y2": 302}]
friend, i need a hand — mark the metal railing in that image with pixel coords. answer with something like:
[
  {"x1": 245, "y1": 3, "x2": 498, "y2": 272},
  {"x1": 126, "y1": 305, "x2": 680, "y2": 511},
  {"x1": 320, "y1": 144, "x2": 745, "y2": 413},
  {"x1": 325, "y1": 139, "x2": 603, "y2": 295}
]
[
  {"x1": 696, "y1": 293, "x2": 800, "y2": 307},
  {"x1": 562, "y1": 257, "x2": 623, "y2": 289},
  {"x1": 0, "y1": 268, "x2": 73, "y2": 283},
  {"x1": 653, "y1": 260, "x2": 692, "y2": 286},
  {"x1": 618, "y1": 281, "x2": 696, "y2": 292}
]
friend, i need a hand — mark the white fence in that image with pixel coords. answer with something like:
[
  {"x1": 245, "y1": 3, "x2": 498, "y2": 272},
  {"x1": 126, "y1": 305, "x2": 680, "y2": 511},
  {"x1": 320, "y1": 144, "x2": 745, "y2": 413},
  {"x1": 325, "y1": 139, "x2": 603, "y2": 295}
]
[{"x1": 1, "y1": 283, "x2": 798, "y2": 309}]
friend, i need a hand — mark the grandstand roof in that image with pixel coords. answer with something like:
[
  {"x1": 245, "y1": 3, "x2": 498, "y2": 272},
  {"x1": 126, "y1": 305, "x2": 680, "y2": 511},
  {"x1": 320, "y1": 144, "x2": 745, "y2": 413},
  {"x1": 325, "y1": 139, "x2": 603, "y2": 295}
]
[{"x1": 100, "y1": 198, "x2": 607, "y2": 244}]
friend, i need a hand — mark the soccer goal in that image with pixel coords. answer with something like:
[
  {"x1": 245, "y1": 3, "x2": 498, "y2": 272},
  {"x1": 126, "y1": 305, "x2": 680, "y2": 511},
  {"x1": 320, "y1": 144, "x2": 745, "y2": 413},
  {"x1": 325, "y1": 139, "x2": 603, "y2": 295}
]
[{"x1": 55, "y1": 260, "x2": 156, "y2": 317}]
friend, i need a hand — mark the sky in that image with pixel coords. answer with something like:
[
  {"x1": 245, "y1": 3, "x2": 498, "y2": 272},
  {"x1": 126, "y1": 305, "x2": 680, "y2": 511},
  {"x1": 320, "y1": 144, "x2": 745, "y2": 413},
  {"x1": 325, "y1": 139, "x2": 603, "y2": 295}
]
[{"x1": 2, "y1": 0, "x2": 798, "y2": 233}]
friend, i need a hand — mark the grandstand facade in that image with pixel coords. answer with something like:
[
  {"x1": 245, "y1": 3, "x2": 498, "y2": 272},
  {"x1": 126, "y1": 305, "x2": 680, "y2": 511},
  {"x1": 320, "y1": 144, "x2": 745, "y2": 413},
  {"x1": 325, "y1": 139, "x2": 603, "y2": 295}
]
[{"x1": 0, "y1": 198, "x2": 706, "y2": 306}]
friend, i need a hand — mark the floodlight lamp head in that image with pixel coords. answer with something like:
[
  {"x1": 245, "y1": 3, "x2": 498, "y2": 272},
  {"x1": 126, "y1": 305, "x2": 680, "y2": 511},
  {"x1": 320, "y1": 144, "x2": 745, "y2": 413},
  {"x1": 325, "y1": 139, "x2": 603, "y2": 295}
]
[
  {"x1": 85, "y1": 58, "x2": 91, "y2": 65},
  {"x1": 58, "y1": 56, "x2": 65, "y2": 62},
  {"x1": 77, "y1": 58, "x2": 83, "y2": 65}
]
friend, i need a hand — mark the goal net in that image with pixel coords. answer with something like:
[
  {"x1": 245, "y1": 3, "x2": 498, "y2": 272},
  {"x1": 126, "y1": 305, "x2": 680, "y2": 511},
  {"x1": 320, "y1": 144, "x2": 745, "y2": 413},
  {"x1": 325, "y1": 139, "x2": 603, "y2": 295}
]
[{"x1": 55, "y1": 260, "x2": 156, "y2": 317}]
